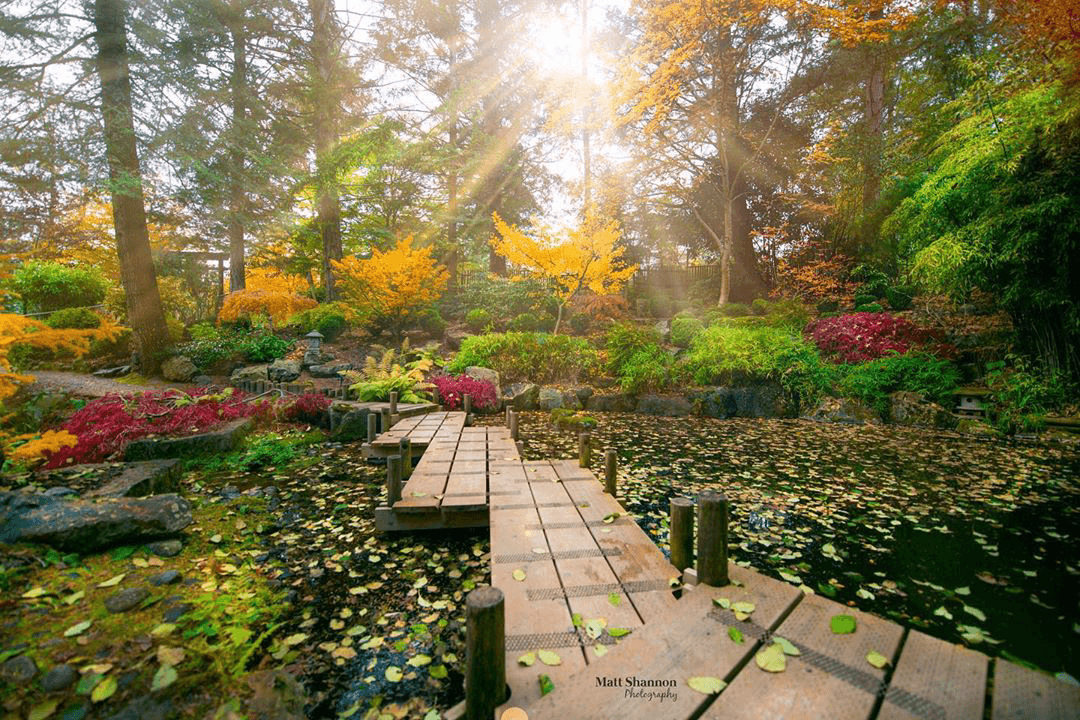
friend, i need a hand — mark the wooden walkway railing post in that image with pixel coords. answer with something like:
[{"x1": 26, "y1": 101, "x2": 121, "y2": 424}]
[
  {"x1": 389, "y1": 391, "x2": 398, "y2": 416},
  {"x1": 381, "y1": 407, "x2": 392, "y2": 433},
  {"x1": 387, "y1": 455, "x2": 403, "y2": 505},
  {"x1": 696, "y1": 491, "x2": 729, "y2": 586},
  {"x1": 604, "y1": 449, "x2": 617, "y2": 495},
  {"x1": 515, "y1": 440, "x2": 525, "y2": 457},
  {"x1": 399, "y1": 437, "x2": 412, "y2": 477},
  {"x1": 431, "y1": 385, "x2": 440, "y2": 407},
  {"x1": 509, "y1": 410, "x2": 519, "y2": 441},
  {"x1": 669, "y1": 497, "x2": 694, "y2": 573},
  {"x1": 465, "y1": 586, "x2": 506, "y2": 720},
  {"x1": 367, "y1": 414, "x2": 377, "y2": 444},
  {"x1": 578, "y1": 431, "x2": 592, "y2": 468}
]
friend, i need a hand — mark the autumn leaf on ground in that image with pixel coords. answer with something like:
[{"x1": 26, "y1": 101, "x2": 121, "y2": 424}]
[
  {"x1": 518, "y1": 652, "x2": 536, "y2": 667},
  {"x1": 687, "y1": 676, "x2": 727, "y2": 694},
  {"x1": 866, "y1": 650, "x2": 889, "y2": 669},
  {"x1": 755, "y1": 643, "x2": 787, "y2": 672},
  {"x1": 830, "y1": 614, "x2": 857, "y2": 634},
  {"x1": 538, "y1": 649, "x2": 562, "y2": 666}
]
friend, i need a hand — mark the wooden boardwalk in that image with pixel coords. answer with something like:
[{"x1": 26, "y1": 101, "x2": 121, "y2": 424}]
[{"x1": 363, "y1": 410, "x2": 466, "y2": 460}]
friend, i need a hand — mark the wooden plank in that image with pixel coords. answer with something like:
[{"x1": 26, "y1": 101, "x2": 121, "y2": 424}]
[
  {"x1": 703, "y1": 591, "x2": 901, "y2": 720},
  {"x1": 878, "y1": 629, "x2": 987, "y2": 720},
  {"x1": 520, "y1": 565, "x2": 802, "y2": 720},
  {"x1": 373, "y1": 506, "x2": 486, "y2": 531},
  {"x1": 992, "y1": 659, "x2": 1080, "y2": 720}
]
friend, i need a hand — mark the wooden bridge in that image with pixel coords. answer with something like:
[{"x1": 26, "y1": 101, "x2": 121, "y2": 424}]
[{"x1": 366, "y1": 408, "x2": 1080, "y2": 720}]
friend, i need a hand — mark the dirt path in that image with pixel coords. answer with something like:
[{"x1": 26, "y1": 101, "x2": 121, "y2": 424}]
[{"x1": 25, "y1": 370, "x2": 206, "y2": 398}]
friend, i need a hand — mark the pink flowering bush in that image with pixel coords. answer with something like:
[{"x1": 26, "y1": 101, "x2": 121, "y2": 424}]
[
  {"x1": 431, "y1": 374, "x2": 499, "y2": 411},
  {"x1": 805, "y1": 312, "x2": 948, "y2": 364}
]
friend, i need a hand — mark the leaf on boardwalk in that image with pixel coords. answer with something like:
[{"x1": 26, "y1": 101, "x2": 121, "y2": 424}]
[
  {"x1": 866, "y1": 650, "x2": 889, "y2": 669},
  {"x1": 602, "y1": 513, "x2": 619, "y2": 524},
  {"x1": 538, "y1": 649, "x2": 562, "y2": 666},
  {"x1": 687, "y1": 676, "x2": 726, "y2": 694},
  {"x1": 585, "y1": 618, "x2": 607, "y2": 639},
  {"x1": 712, "y1": 597, "x2": 731, "y2": 609},
  {"x1": 572, "y1": 613, "x2": 583, "y2": 627},
  {"x1": 608, "y1": 592, "x2": 621, "y2": 606},
  {"x1": 732, "y1": 601, "x2": 755, "y2": 621},
  {"x1": 539, "y1": 673, "x2": 555, "y2": 696},
  {"x1": 512, "y1": 568, "x2": 526, "y2": 581},
  {"x1": 773, "y1": 636, "x2": 800, "y2": 656},
  {"x1": 517, "y1": 652, "x2": 536, "y2": 667},
  {"x1": 755, "y1": 643, "x2": 787, "y2": 673},
  {"x1": 728, "y1": 626, "x2": 744, "y2": 644},
  {"x1": 607, "y1": 627, "x2": 630, "y2": 638},
  {"x1": 593, "y1": 644, "x2": 608, "y2": 657},
  {"x1": 830, "y1": 614, "x2": 857, "y2": 634}
]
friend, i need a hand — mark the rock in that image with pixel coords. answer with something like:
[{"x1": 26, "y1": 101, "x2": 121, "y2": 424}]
[
  {"x1": 162, "y1": 603, "x2": 194, "y2": 623},
  {"x1": 694, "y1": 384, "x2": 793, "y2": 419},
  {"x1": 635, "y1": 394, "x2": 693, "y2": 416},
  {"x1": 146, "y1": 539, "x2": 183, "y2": 557},
  {"x1": 693, "y1": 388, "x2": 739, "y2": 419},
  {"x1": 0, "y1": 493, "x2": 192, "y2": 553},
  {"x1": 889, "y1": 391, "x2": 957, "y2": 429},
  {"x1": 93, "y1": 365, "x2": 131, "y2": 378},
  {"x1": 161, "y1": 355, "x2": 197, "y2": 382},
  {"x1": 41, "y1": 663, "x2": 78, "y2": 692},
  {"x1": 192, "y1": 375, "x2": 214, "y2": 387},
  {"x1": 653, "y1": 319, "x2": 670, "y2": 341},
  {"x1": 107, "y1": 695, "x2": 171, "y2": 720},
  {"x1": 585, "y1": 393, "x2": 636, "y2": 413},
  {"x1": 230, "y1": 365, "x2": 269, "y2": 384},
  {"x1": 502, "y1": 383, "x2": 539, "y2": 411},
  {"x1": 465, "y1": 366, "x2": 501, "y2": 397},
  {"x1": 85, "y1": 459, "x2": 181, "y2": 499},
  {"x1": 537, "y1": 386, "x2": 565, "y2": 411},
  {"x1": 268, "y1": 359, "x2": 302, "y2": 383},
  {"x1": 309, "y1": 362, "x2": 353, "y2": 378},
  {"x1": 956, "y1": 418, "x2": 997, "y2": 435},
  {"x1": 43, "y1": 486, "x2": 77, "y2": 498},
  {"x1": 149, "y1": 570, "x2": 181, "y2": 586},
  {"x1": 445, "y1": 330, "x2": 468, "y2": 351},
  {"x1": 574, "y1": 386, "x2": 594, "y2": 405},
  {"x1": 124, "y1": 417, "x2": 253, "y2": 461},
  {"x1": 105, "y1": 587, "x2": 150, "y2": 613},
  {"x1": 331, "y1": 406, "x2": 372, "y2": 442},
  {"x1": 802, "y1": 397, "x2": 880, "y2": 425},
  {"x1": 0, "y1": 655, "x2": 37, "y2": 685}
]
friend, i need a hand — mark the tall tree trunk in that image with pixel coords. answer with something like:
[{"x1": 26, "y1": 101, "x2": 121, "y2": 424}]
[
  {"x1": 227, "y1": 13, "x2": 248, "y2": 291},
  {"x1": 92, "y1": 0, "x2": 170, "y2": 374},
  {"x1": 308, "y1": 0, "x2": 343, "y2": 299},
  {"x1": 861, "y1": 7, "x2": 886, "y2": 236}
]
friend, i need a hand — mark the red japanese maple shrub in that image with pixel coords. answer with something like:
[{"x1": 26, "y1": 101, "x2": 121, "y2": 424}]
[
  {"x1": 805, "y1": 312, "x2": 946, "y2": 364},
  {"x1": 431, "y1": 374, "x2": 499, "y2": 411},
  {"x1": 43, "y1": 388, "x2": 267, "y2": 468},
  {"x1": 283, "y1": 392, "x2": 332, "y2": 424}
]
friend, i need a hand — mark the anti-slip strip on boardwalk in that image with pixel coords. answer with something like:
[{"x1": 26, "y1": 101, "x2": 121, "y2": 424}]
[
  {"x1": 524, "y1": 517, "x2": 634, "y2": 530},
  {"x1": 493, "y1": 547, "x2": 623, "y2": 564},
  {"x1": 707, "y1": 607, "x2": 947, "y2": 720},
  {"x1": 441, "y1": 490, "x2": 521, "y2": 498},
  {"x1": 505, "y1": 631, "x2": 620, "y2": 651},
  {"x1": 494, "y1": 501, "x2": 576, "y2": 511},
  {"x1": 527, "y1": 579, "x2": 672, "y2": 601}
]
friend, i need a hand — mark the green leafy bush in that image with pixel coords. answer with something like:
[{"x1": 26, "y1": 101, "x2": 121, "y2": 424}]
[
  {"x1": 509, "y1": 312, "x2": 541, "y2": 332},
  {"x1": 885, "y1": 286, "x2": 915, "y2": 311},
  {"x1": 619, "y1": 345, "x2": 677, "y2": 394},
  {"x1": 855, "y1": 302, "x2": 884, "y2": 313},
  {"x1": 985, "y1": 357, "x2": 1070, "y2": 434},
  {"x1": 45, "y1": 307, "x2": 102, "y2": 329},
  {"x1": 605, "y1": 322, "x2": 663, "y2": 376},
  {"x1": 419, "y1": 308, "x2": 447, "y2": 337},
  {"x1": 840, "y1": 351, "x2": 960, "y2": 418},
  {"x1": 447, "y1": 332, "x2": 598, "y2": 384},
  {"x1": 685, "y1": 325, "x2": 834, "y2": 409},
  {"x1": 670, "y1": 315, "x2": 703, "y2": 348},
  {"x1": 8, "y1": 261, "x2": 107, "y2": 312},
  {"x1": 568, "y1": 313, "x2": 591, "y2": 335},
  {"x1": 817, "y1": 300, "x2": 840, "y2": 314},
  {"x1": 851, "y1": 264, "x2": 889, "y2": 298},
  {"x1": 288, "y1": 302, "x2": 349, "y2": 342},
  {"x1": 345, "y1": 348, "x2": 432, "y2": 403},
  {"x1": 751, "y1": 298, "x2": 771, "y2": 316},
  {"x1": 178, "y1": 326, "x2": 289, "y2": 370},
  {"x1": 760, "y1": 299, "x2": 812, "y2": 331},
  {"x1": 465, "y1": 308, "x2": 492, "y2": 333},
  {"x1": 854, "y1": 293, "x2": 878, "y2": 308},
  {"x1": 718, "y1": 302, "x2": 751, "y2": 318}
]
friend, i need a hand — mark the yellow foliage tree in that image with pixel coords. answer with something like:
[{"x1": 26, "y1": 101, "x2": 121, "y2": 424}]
[
  {"x1": 490, "y1": 212, "x2": 636, "y2": 334},
  {"x1": 332, "y1": 236, "x2": 448, "y2": 341},
  {"x1": 217, "y1": 263, "x2": 316, "y2": 327}
]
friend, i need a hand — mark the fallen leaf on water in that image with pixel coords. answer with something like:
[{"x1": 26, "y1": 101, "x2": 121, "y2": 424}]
[
  {"x1": 28, "y1": 700, "x2": 59, "y2": 720},
  {"x1": 64, "y1": 620, "x2": 92, "y2": 637},
  {"x1": 407, "y1": 654, "x2": 431, "y2": 667},
  {"x1": 963, "y1": 605, "x2": 986, "y2": 622},
  {"x1": 157, "y1": 647, "x2": 185, "y2": 667},
  {"x1": 151, "y1": 665, "x2": 178, "y2": 691},
  {"x1": 91, "y1": 676, "x2": 117, "y2": 702},
  {"x1": 385, "y1": 666, "x2": 403, "y2": 682},
  {"x1": 21, "y1": 587, "x2": 48, "y2": 599}
]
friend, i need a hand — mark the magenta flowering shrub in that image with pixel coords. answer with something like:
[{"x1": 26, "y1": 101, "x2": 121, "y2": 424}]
[{"x1": 431, "y1": 374, "x2": 498, "y2": 411}]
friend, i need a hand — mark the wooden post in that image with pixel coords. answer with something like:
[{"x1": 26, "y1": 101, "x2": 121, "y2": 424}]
[
  {"x1": 515, "y1": 440, "x2": 524, "y2": 457},
  {"x1": 389, "y1": 391, "x2": 398, "y2": 416},
  {"x1": 367, "y1": 413, "x2": 377, "y2": 443},
  {"x1": 604, "y1": 449, "x2": 617, "y2": 495},
  {"x1": 509, "y1": 410, "x2": 518, "y2": 441},
  {"x1": 463, "y1": 393, "x2": 472, "y2": 415},
  {"x1": 399, "y1": 437, "x2": 412, "y2": 477},
  {"x1": 431, "y1": 385, "x2": 440, "y2": 407},
  {"x1": 669, "y1": 497, "x2": 694, "y2": 573},
  {"x1": 465, "y1": 586, "x2": 506, "y2": 720},
  {"x1": 578, "y1": 431, "x2": 592, "y2": 468},
  {"x1": 505, "y1": 406, "x2": 512, "y2": 425},
  {"x1": 387, "y1": 455, "x2": 402, "y2": 505},
  {"x1": 696, "y1": 491, "x2": 729, "y2": 586},
  {"x1": 380, "y1": 407, "x2": 392, "y2": 433}
]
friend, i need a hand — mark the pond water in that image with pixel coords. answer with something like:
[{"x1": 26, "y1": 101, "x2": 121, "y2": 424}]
[{"x1": 505, "y1": 412, "x2": 1080, "y2": 679}]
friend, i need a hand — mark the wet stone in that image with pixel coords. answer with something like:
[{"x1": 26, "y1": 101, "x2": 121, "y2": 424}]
[
  {"x1": 0, "y1": 654, "x2": 38, "y2": 684},
  {"x1": 104, "y1": 587, "x2": 150, "y2": 614},
  {"x1": 146, "y1": 539, "x2": 182, "y2": 557},
  {"x1": 60, "y1": 703, "x2": 88, "y2": 720},
  {"x1": 149, "y1": 570, "x2": 181, "y2": 586},
  {"x1": 41, "y1": 664, "x2": 78, "y2": 692},
  {"x1": 162, "y1": 603, "x2": 194, "y2": 623}
]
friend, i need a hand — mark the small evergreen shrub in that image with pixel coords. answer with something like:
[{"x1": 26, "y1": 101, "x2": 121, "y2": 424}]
[
  {"x1": 45, "y1": 307, "x2": 102, "y2": 330},
  {"x1": 605, "y1": 322, "x2": 663, "y2": 376},
  {"x1": 465, "y1": 308, "x2": 492, "y2": 333},
  {"x1": 840, "y1": 352, "x2": 960, "y2": 418},
  {"x1": 670, "y1": 315, "x2": 704, "y2": 348},
  {"x1": 288, "y1": 303, "x2": 349, "y2": 342},
  {"x1": 431, "y1": 374, "x2": 499, "y2": 411},
  {"x1": 985, "y1": 357, "x2": 1071, "y2": 434},
  {"x1": 885, "y1": 286, "x2": 915, "y2": 311},
  {"x1": 447, "y1": 332, "x2": 598, "y2": 384},
  {"x1": 178, "y1": 327, "x2": 289, "y2": 370},
  {"x1": 508, "y1": 312, "x2": 540, "y2": 332},
  {"x1": 806, "y1": 312, "x2": 942, "y2": 364},
  {"x1": 419, "y1": 308, "x2": 448, "y2": 337},
  {"x1": 760, "y1": 299, "x2": 812, "y2": 330},
  {"x1": 719, "y1": 302, "x2": 751, "y2": 317},
  {"x1": 751, "y1": 298, "x2": 771, "y2": 316},
  {"x1": 855, "y1": 302, "x2": 884, "y2": 313},
  {"x1": 619, "y1": 345, "x2": 676, "y2": 394},
  {"x1": 854, "y1": 293, "x2": 878, "y2": 308},
  {"x1": 850, "y1": 264, "x2": 890, "y2": 298},
  {"x1": 9, "y1": 261, "x2": 107, "y2": 312}
]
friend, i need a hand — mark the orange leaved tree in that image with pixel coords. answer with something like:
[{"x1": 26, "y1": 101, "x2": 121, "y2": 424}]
[
  {"x1": 217, "y1": 268, "x2": 316, "y2": 327},
  {"x1": 491, "y1": 212, "x2": 636, "y2": 334},
  {"x1": 332, "y1": 236, "x2": 449, "y2": 341}
]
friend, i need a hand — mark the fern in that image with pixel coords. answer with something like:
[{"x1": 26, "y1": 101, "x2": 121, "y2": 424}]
[{"x1": 344, "y1": 346, "x2": 432, "y2": 403}]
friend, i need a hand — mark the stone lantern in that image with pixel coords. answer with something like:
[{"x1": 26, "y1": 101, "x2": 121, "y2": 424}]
[{"x1": 303, "y1": 330, "x2": 324, "y2": 368}]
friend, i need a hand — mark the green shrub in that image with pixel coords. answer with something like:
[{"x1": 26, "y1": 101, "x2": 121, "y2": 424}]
[
  {"x1": 446, "y1": 332, "x2": 598, "y2": 384},
  {"x1": 760, "y1": 299, "x2": 811, "y2": 330},
  {"x1": 851, "y1": 264, "x2": 889, "y2": 298},
  {"x1": 885, "y1": 286, "x2": 915, "y2": 311},
  {"x1": 419, "y1": 307, "x2": 447, "y2": 337},
  {"x1": 439, "y1": 273, "x2": 555, "y2": 322},
  {"x1": 670, "y1": 315, "x2": 704, "y2": 348},
  {"x1": 751, "y1": 298, "x2": 771, "y2": 316},
  {"x1": 854, "y1": 293, "x2": 878, "y2": 308},
  {"x1": 346, "y1": 348, "x2": 431, "y2": 403},
  {"x1": 45, "y1": 307, "x2": 102, "y2": 329},
  {"x1": 719, "y1": 302, "x2": 751, "y2": 318},
  {"x1": 465, "y1": 308, "x2": 493, "y2": 333},
  {"x1": 178, "y1": 327, "x2": 289, "y2": 370},
  {"x1": 288, "y1": 302, "x2": 349, "y2": 342},
  {"x1": 855, "y1": 302, "x2": 884, "y2": 313},
  {"x1": 685, "y1": 324, "x2": 834, "y2": 409},
  {"x1": 8, "y1": 261, "x2": 107, "y2": 312},
  {"x1": 985, "y1": 357, "x2": 1071, "y2": 434},
  {"x1": 817, "y1": 300, "x2": 840, "y2": 314},
  {"x1": 568, "y1": 313, "x2": 590, "y2": 335},
  {"x1": 619, "y1": 345, "x2": 676, "y2": 394},
  {"x1": 508, "y1": 312, "x2": 540, "y2": 332},
  {"x1": 648, "y1": 294, "x2": 673, "y2": 318},
  {"x1": 840, "y1": 351, "x2": 960, "y2": 418},
  {"x1": 605, "y1": 322, "x2": 663, "y2": 376}
]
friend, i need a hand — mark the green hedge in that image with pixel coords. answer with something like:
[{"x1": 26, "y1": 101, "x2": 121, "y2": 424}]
[
  {"x1": 839, "y1": 351, "x2": 960, "y2": 418},
  {"x1": 446, "y1": 332, "x2": 598, "y2": 384}
]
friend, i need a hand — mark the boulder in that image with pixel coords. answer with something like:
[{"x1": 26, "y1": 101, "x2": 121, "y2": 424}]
[
  {"x1": 465, "y1": 366, "x2": 501, "y2": 396},
  {"x1": 146, "y1": 539, "x2": 183, "y2": 557},
  {"x1": 635, "y1": 394, "x2": 693, "y2": 416},
  {"x1": 192, "y1": 375, "x2": 214, "y2": 387},
  {"x1": 574, "y1": 386, "x2": 594, "y2": 406},
  {"x1": 104, "y1": 587, "x2": 150, "y2": 613},
  {"x1": 268, "y1": 359, "x2": 302, "y2": 383},
  {"x1": 83, "y1": 459, "x2": 181, "y2": 499},
  {"x1": 333, "y1": 408, "x2": 372, "y2": 442},
  {"x1": 693, "y1": 388, "x2": 739, "y2": 419},
  {"x1": 445, "y1": 329, "x2": 469, "y2": 351},
  {"x1": 0, "y1": 493, "x2": 192, "y2": 553},
  {"x1": 309, "y1": 362, "x2": 353, "y2": 379},
  {"x1": 230, "y1": 365, "x2": 268, "y2": 384},
  {"x1": 41, "y1": 664, "x2": 78, "y2": 692},
  {"x1": 889, "y1": 391, "x2": 957, "y2": 429},
  {"x1": 124, "y1": 418, "x2": 252, "y2": 461},
  {"x1": 161, "y1": 355, "x2": 197, "y2": 382},
  {"x1": 802, "y1": 397, "x2": 880, "y2": 425},
  {"x1": 538, "y1": 386, "x2": 566, "y2": 411},
  {"x1": 502, "y1": 383, "x2": 539, "y2": 411},
  {"x1": 653, "y1": 320, "x2": 670, "y2": 341},
  {"x1": 585, "y1": 393, "x2": 636, "y2": 413}
]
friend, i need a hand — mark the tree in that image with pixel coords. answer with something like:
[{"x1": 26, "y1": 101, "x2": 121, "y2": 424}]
[
  {"x1": 491, "y1": 211, "x2": 635, "y2": 334},
  {"x1": 332, "y1": 236, "x2": 449, "y2": 340},
  {"x1": 92, "y1": 0, "x2": 171, "y2": 374}
]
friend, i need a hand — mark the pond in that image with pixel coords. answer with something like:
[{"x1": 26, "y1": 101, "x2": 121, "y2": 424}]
[{"x1": 502, "y1": 412, "x2": 1080, "y2": 680}]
